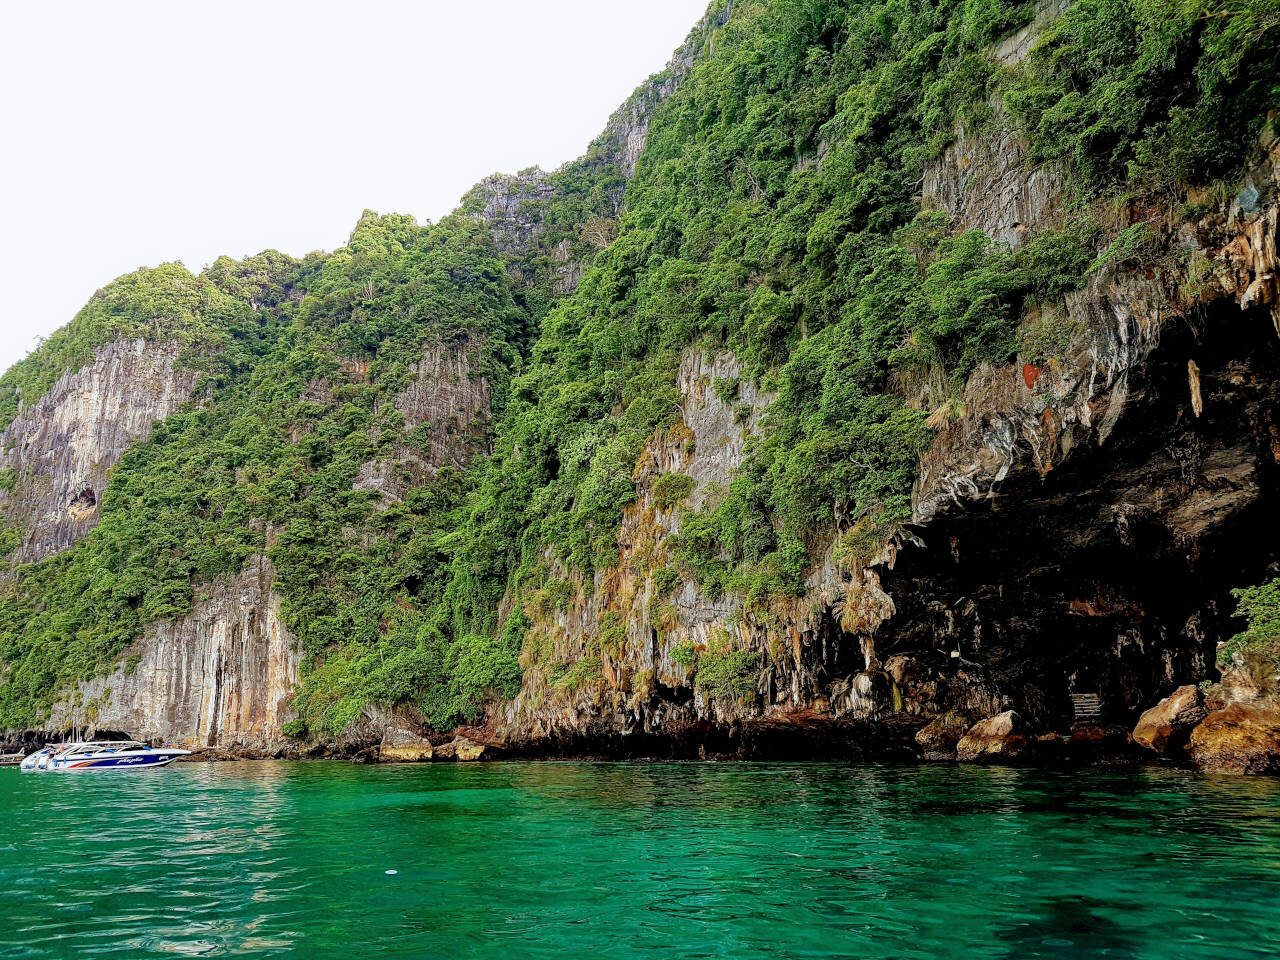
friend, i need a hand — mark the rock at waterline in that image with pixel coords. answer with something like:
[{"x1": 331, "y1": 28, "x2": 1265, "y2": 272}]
[
  {"x1": 378, "y1": 724, "x2": 435, "y2": 763},
  {"x1": 1187, "y1": 704, "x2": 1280, "y2": 774},
  {"x1": 955, "y1": 710, "x2": 1026, "y2": 763},
  {"x1": 433, "y1": 737, "x2": 492, "y2": 762},
  {"x1": 1133, "y1": 685, "x2": 1207, "y2": 756},
  {"x1": 915, "y1": 713, "x2": 971, "y2": 761}
]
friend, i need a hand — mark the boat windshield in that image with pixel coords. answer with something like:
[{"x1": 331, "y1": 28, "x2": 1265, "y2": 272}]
[{"x1": 57, "y1": 741, "x2": 147, "y2": 755}]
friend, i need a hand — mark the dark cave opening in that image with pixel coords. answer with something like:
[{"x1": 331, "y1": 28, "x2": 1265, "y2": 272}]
[
  {"x1": 69, "y1": 487, "x2": 96, "y2": 511},
  {"x1": 875, "y1": 300, "x2": 1280, "y2": 729}
]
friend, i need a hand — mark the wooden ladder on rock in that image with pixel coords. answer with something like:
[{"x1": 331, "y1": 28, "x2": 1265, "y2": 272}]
[{"x1": 1071, "y1": 693, "x2": 1102, "y2": 721}]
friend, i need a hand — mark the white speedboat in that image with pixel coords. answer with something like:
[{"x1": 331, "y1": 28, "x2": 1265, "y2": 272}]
[{"x1": 19, "y1": 740, "x2": 190, "y2": 771}]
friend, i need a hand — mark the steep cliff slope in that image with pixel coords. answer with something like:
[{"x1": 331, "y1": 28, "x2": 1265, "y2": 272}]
[
  {"x1": 462, "y1": 1, "x2": 733, "y2": 311},
  {"x1": 463, "y1": 0, "x2": 1280, "y2": 764},
  {"x1": 0, "y1": 339, "x2": 200, "y2": 563},
  {"x1": 3, "y1": 0, "x2": 1280, "y2": 769},
  {"x1": 0, "y1": 2, "x2": 728, "y2": 748},
  {"x1": 0, "y1": 215, "x2": 523, "y2": 749},
  {"x1": 46, "y1": 556, "x2": 297, "y2": 749}
]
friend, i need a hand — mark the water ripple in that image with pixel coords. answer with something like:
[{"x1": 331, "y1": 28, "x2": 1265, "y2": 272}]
[{"x1": 1, "y1": 763, "x2": 1278, "y2": 958}]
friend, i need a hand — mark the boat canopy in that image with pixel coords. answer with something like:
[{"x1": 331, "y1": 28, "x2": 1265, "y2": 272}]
[{"x1": 55, "y1": 741, "x2": 148, "y2": 755}]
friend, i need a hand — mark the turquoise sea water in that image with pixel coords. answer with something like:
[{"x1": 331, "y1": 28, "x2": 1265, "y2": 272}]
[{"x1": 1, "y1": 762, "x2": 1278, "y2": 959}]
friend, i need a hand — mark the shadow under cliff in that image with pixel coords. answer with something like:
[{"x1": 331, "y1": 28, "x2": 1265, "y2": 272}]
[{"x1": 877, "y1": 300, "x2": 1280, "y2": 729}]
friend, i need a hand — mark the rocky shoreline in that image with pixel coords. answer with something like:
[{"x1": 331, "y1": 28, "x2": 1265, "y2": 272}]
[
  {"x1": 10, "y1": 680, "x2": 1276, "y2": 774},
  {"x1": 10, "y1": 630, "x2": 1278, "y2": 773}
]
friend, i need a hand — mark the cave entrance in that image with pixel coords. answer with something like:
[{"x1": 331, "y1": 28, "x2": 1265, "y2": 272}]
[
  {"x1": 876, "y1": 298, "x2": 1280, "y2": 728},
  {"x1": 67, "y1": 487, "x2": 98, "y2": 521}
]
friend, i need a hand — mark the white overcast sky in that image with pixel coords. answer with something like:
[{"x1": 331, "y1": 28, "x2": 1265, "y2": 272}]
[{"x1": 0, "y1": 0, "x2": 709, "y2": 375}]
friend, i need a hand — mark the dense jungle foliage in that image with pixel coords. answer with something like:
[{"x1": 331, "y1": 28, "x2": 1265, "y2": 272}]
[
  {"x1": 1223, "y1": 578, "x2": 1280, "y2": 670},
  {"x1": 1, "y1": 0, "x2": 1277, "y2": 732}
]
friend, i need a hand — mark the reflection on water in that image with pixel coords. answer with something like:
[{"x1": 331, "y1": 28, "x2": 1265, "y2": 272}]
[
  {"x1": 992, "y1": 896, "x2": 1142, "y2": 960},
  {"x1": 1, "y1": 762, "x2": 1278, "y2": 959}
]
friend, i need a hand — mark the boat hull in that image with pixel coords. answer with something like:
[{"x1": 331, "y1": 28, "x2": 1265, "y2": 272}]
[
  {"x1": 19, "y1": 746, "x2": 191, "y2": 771},
  {"x1": 51, "y1": 752, "x2": 187, "y2": 770}
]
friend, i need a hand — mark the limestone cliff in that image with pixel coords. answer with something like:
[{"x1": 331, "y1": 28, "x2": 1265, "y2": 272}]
[
  {"x1": 352, "y1": 341, "x2": 492, "y2": 506},
  {"x1": 48, "y1": 556, "x2": 299, "y2": 752},
  {"x1": 0, "y1": 339, "x2": 199, "y2": 562},
  {"x1": 38, "y1": 336, "x2": 493, "y2": 753},
  {"x1": 5, "y1": 0, "x2": 1280, "y2": 773},
  {"x1": 478, "y1": 88, "x2": 1280, "y2": 765}
]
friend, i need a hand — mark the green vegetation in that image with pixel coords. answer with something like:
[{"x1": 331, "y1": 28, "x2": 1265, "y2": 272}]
[
  {"x1": 0, "y1": 263, "x2": 250, "y2": 434},
  {"x1": 666, "y1": 632, "x2": 759, "y2": 702},
  {"x1": 671, "y1": 642, "x2": 698, "y2": 668},
  {"x1": 652, "y1": 565, "x2": 682, "y2": 597},
  {"x1": 550, "y1": 655, "x2": 604, "y2": 693},
  {"x1": 651, "y1": 473, "x2": 697, "y2": 510},
  {"x1": 1222, "y1": 578, "x2": 1280, "y2": 669},
  {"x1": 696, "y1": 650, "x2": 760, "y2": 702},
  {"x1": 0, "y1": 214, "x2": 525, "y2": 732},
  {"x1": 281, "y1": 719, "x2": 307, "y2": 739},
  {"x1": 713, "y1": 376, "x2": 741, "y2": 404},
  {"x1": 693, "y1": 631, "x2": 760, "y2": 703},
  {"x1": 2, "y1": 0, "x2": 1277, "y2": 734},
  {"x1": 457, "y1": 160, "x2": 626, "y2": 346},
  {"x1": 1006, "y1": 0, "x2": 1280, "y2": 192}
]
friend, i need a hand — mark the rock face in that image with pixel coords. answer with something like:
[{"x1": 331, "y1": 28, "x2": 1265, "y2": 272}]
[
  {"x1": 1133, "y1": 685, "x2": 1207, "y2": 755},
  {"x1": 42, "y1": 338, "x2": 492, "y2": 751},
  {"x1": 394, "y1": 343, "x2": 489, "y2": 461},
  {"x1": 435, "y1": 737, "x2": 491, "y2": 762},
  {"x1": 496, "y1": 346, "x2": 865, "y2": 748},
  {"x1": 491, "y1": 339, "x2": 1011, "y2": 753},
  {"x1": 921, "y1": 1, "x2": 1069, "y2": 248},
  {"x1": 353, "y1": 341, "x2": 491, "y2": 506},
  {"x1": 8, "y1": 6, "x2": 1280, "y2": 771},
  {"x1": 489, "y1": 188, "x2": 1280, "y2": 762},
  {"x1": 915, "y1": 713, "x2": 971, "y2": 761},
  {"x1": 479, "y1": 20, "x2": 1280, "y2": 767},
  {"x1": 1187, "y1": 705, "x2": 1280, "y2": 774},
  {"x1": 588, "y1": 0, "x2": 728, "y2": 181},
  {"x1": 0, "y1": 339, "x2": 199, "y2": 562},
  {"x1": 378, "y1": 721, "x2": 435, "y2": 763},
  {"x1": 47, "y1": 556, "x2": 299, "y2": 753},
  {"x1": 956, "y1": 711, "x2": 1027, "y2": 762},
  {"x1": 470, "y1": 168, "x2": 564, "y2": 260},
  {"x1": 73, "y1": 337, "x2": 491, "y2": 750},
  {"x1": 990, "y1": 0, "x2": 1070, "y2": 66},
  {"x1": 922, "y1": 99, "x2": 1061, "y2": 249}
]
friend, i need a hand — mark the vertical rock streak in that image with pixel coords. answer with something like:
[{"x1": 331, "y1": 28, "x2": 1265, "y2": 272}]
[
  {"x1": 0, "y1": 339, "x2": 199, "y2": 562},
  {"x1": 48, "y1": 557, "x2": 299, "y2": 751}
]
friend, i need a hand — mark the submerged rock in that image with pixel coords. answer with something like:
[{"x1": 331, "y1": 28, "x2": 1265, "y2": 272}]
[
  {"x1": 1133, "y1": 685, "x2": 1207, "y2": 756},
  {"x1": 1187, "y1": 705, "x2": 1280, "y2": 774},
  {"x1": 1064, "y1": 722, "x2": 1137, "y2": 766}
]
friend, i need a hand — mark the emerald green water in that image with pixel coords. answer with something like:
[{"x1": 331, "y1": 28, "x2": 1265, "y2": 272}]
[{"x1": 1, "y1": 763, "x2": 1278, "y2": 958}]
